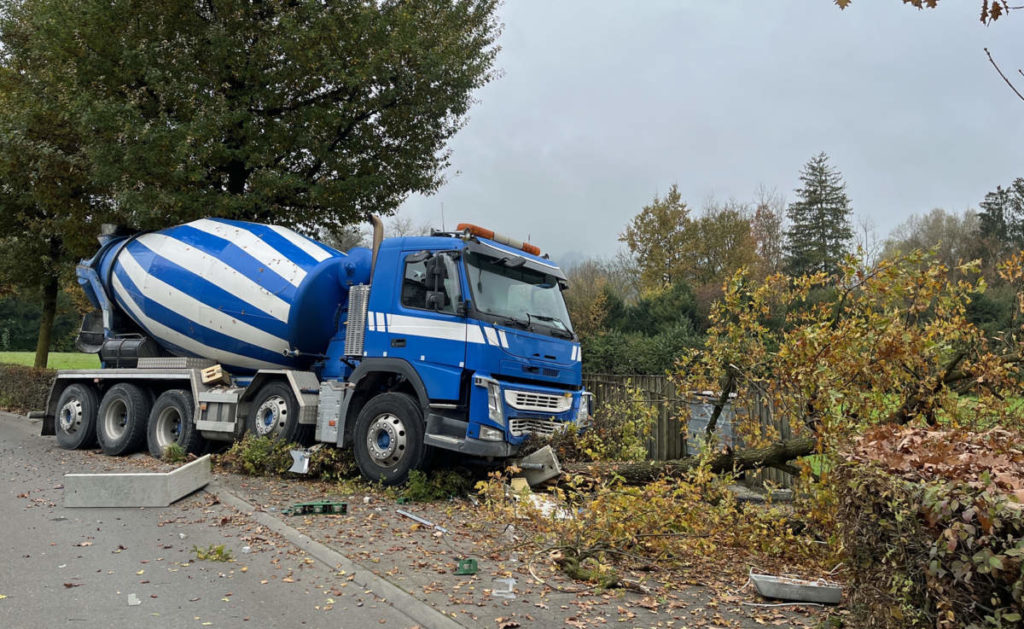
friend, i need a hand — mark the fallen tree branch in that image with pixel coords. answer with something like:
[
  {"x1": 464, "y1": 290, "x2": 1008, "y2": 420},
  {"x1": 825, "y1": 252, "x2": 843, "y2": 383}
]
[{"x1": 562, "y1": 437, "x2": 817, "y2": 485}]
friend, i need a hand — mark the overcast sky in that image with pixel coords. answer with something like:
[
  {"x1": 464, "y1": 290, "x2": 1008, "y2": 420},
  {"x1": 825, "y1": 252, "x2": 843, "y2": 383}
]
[{"x1": 398, "y1": 1, "x2": 1024, "y2": 265}]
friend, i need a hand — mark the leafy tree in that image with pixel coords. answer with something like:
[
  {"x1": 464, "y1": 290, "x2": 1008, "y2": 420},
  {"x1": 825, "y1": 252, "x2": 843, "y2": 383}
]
[
  {"x1": 750, "y1": 186, "x2": 786, "y2": 279},
  {"x1": 835, "y1": 0, "x2": 1016, "y2": 25},
  {"x1": 784, "y1": 152, "x2": 854, "y2": 277},
  {"x1": 619, "y1": 185, "x2": 692, "y2": 291},
  {"x1": 0, "y1": 0, "x2": 500, "y2": 364},
  {"x1": 688, "y1": 201, "x2": 758, "y2": 288},
  {"x1": 978, "y1": 177, "x2": 1024, "y2": 254},
  {"x1": 882, "y1": 208, "x2": 984, "y2": 270}
]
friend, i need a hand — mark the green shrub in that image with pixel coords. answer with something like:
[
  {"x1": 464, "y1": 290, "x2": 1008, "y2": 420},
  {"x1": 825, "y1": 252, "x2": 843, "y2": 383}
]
[
  {"x1": 217, "y1": 435, "x2": 361, "y2": 481},
  {"x1": 400, "y1": 469, "x2": 472, "y2": 502},
  {"x1": 835, "y1": 462, "x2": 1024, "y2": 628},
  {"x1": 218, "y1": 434, "x2": 295, "y2": 476},
  {"x1": 193, "y1": 544, "x2": 233, "y2": 562},
  {"x1": 543, "y1": 385, "x2": 654, "y2": 463},
  {"x1": 0, "y1": 364, "x2": 54, "y2": 413},
  {"x1": 161, "y1": 443, "x2": 187, "y2": 464}
]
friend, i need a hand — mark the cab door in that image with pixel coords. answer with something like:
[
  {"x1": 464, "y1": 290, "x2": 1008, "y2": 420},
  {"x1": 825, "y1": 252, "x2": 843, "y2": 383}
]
[{"x1": 384, "y1": 250, "x2": 467, "y2": 402}]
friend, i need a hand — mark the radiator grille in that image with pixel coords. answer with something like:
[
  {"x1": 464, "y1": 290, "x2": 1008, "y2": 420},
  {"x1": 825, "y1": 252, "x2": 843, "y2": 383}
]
[
  {"x1": 509, "y1": 417, "x2": 561, "y2": 437},
  {"x1": 504, "y1": 390, "x2": 571, "y2": 413},
  {"x1": 345, "y1": 285, "x2": 370, "y2": 356}
]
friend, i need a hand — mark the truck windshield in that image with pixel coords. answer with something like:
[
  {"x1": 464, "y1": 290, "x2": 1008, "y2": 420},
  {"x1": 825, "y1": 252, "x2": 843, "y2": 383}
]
[{"x1": 464, "y1": 252, "x2": 574, "y2": 339}]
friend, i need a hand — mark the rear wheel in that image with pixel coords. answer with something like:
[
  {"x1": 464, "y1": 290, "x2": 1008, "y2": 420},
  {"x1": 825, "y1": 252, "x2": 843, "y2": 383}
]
[
  {"x1": 247, "y1": 381, "x2": 311, "y2": 444},
  {"x1": 352, "y1": 393, "x2": 430, "y2": 485},
  {"x1": 147, "y1": 389, "x2": 207, "y2": 458},
  {"x1": 96, "y1": 383, "x2": 151, "y2": 456},
  {"x1": 55, "y1": 384, "x2": 99, "y2": 450}
]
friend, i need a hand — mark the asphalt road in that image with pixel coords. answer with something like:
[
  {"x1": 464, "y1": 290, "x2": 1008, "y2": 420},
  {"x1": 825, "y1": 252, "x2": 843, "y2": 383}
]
[{"x1": 0, "y1": 413, "x2": 421, "y2": 629}]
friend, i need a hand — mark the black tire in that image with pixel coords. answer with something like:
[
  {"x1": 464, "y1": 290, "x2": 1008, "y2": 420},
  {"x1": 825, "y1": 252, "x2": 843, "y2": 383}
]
[
  {"x1": 54, "y1": 384, "x2": 99, "y2": 450},
  {"x1": 147, "y1": 389, "x2": 208, "y2": 458},
  {"x1": 352, "y1": 393, "x2": 431, "y2": 486},
  {"x1": 247, "y1": 381, "x2": 311, "y2": 444},
  {"x1": 96, "y1": 383, "x2": 152, "y2": 456}
]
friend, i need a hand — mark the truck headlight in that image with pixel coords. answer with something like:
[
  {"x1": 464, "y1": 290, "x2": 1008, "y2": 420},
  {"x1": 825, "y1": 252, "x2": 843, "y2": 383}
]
[
  {"x1": 479, "y1": 425, "x2": 505, "y2": 441},
  {"x1": 474, "y1": 375, "x2": 504, "y2": 426}
]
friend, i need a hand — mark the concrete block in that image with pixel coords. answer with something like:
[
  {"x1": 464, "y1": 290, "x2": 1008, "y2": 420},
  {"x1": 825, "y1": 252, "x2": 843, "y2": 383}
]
[{"x1": 64, "y1": 454, "x2": 212, "y2": 508}]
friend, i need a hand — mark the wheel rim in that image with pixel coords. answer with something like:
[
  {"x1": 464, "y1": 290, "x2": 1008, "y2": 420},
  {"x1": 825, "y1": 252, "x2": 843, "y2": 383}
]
[
  {"x1": 102, "y1": 399, "x2": 129, "y2": 440},
  {"x1": 59, "y1": 399, "x2": 83, "y2": 434},
  {"x1": 154, "y1": 406, "x2": 182, "y2": 450},
  {"x1": 255, "y1": 395, "x2": 288, "y2": 437},
  {"x1": 365, "y1": 413, "x2": 407, "y2": 469}
]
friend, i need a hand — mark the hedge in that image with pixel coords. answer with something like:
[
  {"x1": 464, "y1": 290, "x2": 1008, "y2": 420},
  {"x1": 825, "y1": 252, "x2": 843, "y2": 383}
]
[
  {"x1": 835, "y1": 426, "x2": 1024, "y2": 628},
  {"x1": 0, "y1": 364, "x2": 55, "y2": 413}
]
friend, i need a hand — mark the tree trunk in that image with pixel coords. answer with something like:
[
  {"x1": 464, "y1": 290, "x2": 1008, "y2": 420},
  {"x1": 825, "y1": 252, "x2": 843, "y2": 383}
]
[
  {"x1": 562, "y1": 437, "x2": 817, "y2": 485},
  {"x1": 33, "y1": 273, "x2": 58, "y2": 368}
]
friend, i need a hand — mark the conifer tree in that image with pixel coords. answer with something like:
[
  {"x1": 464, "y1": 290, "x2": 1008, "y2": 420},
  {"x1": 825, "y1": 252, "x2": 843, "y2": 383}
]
[{"x1": 784, "y1": 152, "x2": 854, "y2": 276}]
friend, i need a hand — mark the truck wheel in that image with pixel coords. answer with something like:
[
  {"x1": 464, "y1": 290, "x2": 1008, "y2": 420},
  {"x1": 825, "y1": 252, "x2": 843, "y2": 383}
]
[
  {"x1": 97, "y1": 383, "x2": 152, "y2": 456},
  {"x1": 55, "y1": 384, "x2": 99, "y2": 450},
  {"x1": 147, "y1": 389, "x2": 207, "y2": 458},
  {"x1": 353, "y1": 393, "x2": 431, "y2": 486},
  {"x1": 247, "y1": 382, "x2": 311, "y2": 444}
]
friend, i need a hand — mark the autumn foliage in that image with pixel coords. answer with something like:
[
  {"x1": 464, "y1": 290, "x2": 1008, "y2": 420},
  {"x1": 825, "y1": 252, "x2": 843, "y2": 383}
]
[{"x1": 837, "y1": 426, "x2": 1024, "y2": 628}]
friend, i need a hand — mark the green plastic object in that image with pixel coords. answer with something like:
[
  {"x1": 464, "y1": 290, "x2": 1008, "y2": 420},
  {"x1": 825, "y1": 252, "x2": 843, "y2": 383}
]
[
  {"x1": 397, "y1": 497, "x2": 411, "y2": 505},
  {"x1": 454, "y1": 558, "x2": 478, "y2": 575},
  {"x1": 283, "y1": 500, "x2": 348, "y2": 516}
]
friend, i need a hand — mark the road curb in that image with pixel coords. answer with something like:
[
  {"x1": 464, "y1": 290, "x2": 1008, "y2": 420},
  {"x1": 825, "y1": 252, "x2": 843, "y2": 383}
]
[{"x1": 206, "y1": 480, "x2": 466, "y2": 629}]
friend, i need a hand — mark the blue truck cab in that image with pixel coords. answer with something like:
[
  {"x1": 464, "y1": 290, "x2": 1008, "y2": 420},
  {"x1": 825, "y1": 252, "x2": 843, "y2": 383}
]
[{"x1": 352, "y1": 232, "x2": 587, "y2": 458}]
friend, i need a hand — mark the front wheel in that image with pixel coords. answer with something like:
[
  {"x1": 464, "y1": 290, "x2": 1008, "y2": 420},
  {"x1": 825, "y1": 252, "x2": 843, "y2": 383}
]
[{"x1": 352, "y1": 393, "x2": 431, "y2": 485}]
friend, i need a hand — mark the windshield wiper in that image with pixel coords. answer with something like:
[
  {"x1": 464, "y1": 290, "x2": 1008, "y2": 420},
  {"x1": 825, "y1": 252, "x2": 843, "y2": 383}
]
[
  {"x1": 526, "y1": 313, "x2": 574, "y2": 339},
  {"x1": 498, "y1": 314, "x2": 531, "y2": 329}
]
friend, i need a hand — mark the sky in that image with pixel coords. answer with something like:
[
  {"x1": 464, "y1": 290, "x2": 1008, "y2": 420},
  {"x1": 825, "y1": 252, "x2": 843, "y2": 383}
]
[{"x1": 397, "y1": 0, "x2": 1024, "y2": 266}]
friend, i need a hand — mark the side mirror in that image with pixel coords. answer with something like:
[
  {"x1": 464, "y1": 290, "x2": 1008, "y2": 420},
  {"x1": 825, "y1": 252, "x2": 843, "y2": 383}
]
[{"x1": 425, "y1": 290, "x2": 447, "y2": 311}]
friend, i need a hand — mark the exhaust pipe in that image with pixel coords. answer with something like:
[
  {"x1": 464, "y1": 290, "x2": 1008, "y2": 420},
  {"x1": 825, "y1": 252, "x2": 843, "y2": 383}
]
[{"x1": 369, "y1": 215, "x2": 384, "y2": 280}]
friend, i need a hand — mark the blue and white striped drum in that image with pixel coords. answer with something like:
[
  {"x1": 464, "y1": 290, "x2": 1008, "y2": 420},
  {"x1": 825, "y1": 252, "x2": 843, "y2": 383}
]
[{"x1": 101, "y1": 218, "x2": 370, "y2": 373}]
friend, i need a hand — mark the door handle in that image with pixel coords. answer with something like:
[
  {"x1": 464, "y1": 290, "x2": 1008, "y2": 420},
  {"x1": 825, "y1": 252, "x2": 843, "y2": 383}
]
[{"x1": 391, "y1": 338, "x2": 407, "y2": 348}]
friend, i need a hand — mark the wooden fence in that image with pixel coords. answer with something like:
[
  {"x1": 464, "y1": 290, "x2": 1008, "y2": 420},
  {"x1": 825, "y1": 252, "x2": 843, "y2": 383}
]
[{"x1": 582, "y1": 373, "x2": 795, "y2": 487}]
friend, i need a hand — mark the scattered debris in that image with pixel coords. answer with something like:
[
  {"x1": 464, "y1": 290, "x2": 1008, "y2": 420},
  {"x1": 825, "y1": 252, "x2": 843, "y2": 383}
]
[
  {"x1": 749, "y1": 571, "x2": 842, "y2": 605},
  {"x1": 491, "y1": 577, "x2": 516, "y2": 599},
  {"x1": 283, "y1": 500, "x2": 347, "y2": 516},
  {"x1": 514, "y1": 445, "x2": 561, "y2": 486},
  {"x1": 396, "y1": 509, "x2": 449, "y2": 534},
  {"x1": 454, "y1": 558, "x2": 478, "y2": 575},
  {"x1": 127, "y1": 593, "x2": 141, "y2": 607},
  {"x1": 287, "y1": 443, "x2": 324, "y2": 474}
]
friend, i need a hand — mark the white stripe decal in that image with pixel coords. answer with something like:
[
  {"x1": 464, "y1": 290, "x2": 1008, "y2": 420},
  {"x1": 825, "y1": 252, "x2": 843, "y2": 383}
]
[
  {"x1": 376, "y1": 312, "x2": 386, "y2": 332},
  {"x1": 189, "y1": 219, "x2": 308, "y2": 288},
  {"x1": 386, "y1": 314, "x2": 490, "y2": 344},
  {"x1": 136, "y1": 233, "x2": 291, "y2": 323},
  {"x1": 112, "y1": 274, "x2": 288, "y2": 371},
  {"x1": 118, "y1": 251, "x2": 291, "y2": 354},
  {"x1": 483, "y1": 327, "x2": 499, "y2": 346},
  {"x1": 269, "y1": 225, "x2": 335, "y2": 262},
  {"x1": 571, "y1": 345, "x2": 577, "y2": 361},
  {"x1": 367, "y1": 311, "x2": 376, "y2": 332},
  {"x1": 498, "y1": 330, "x2": 509, "y2": 349},
  {"x1": 578, "y1": 346, "x2": 582, "y2": 362},
  {"x1": 388, "y1": 314, "x2": 467, "y2": 342}
]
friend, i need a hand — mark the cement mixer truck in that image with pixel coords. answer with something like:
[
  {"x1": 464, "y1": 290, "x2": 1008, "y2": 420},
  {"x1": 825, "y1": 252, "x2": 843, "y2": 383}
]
[{"x1": 41, "y1": 218, "x2": 590, "y2": 484}]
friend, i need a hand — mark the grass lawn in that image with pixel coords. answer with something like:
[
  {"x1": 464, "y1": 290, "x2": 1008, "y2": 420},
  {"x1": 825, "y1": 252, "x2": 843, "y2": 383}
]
[{"x1": 0, "y1": 351, "x2": 100, "y2": 369}]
